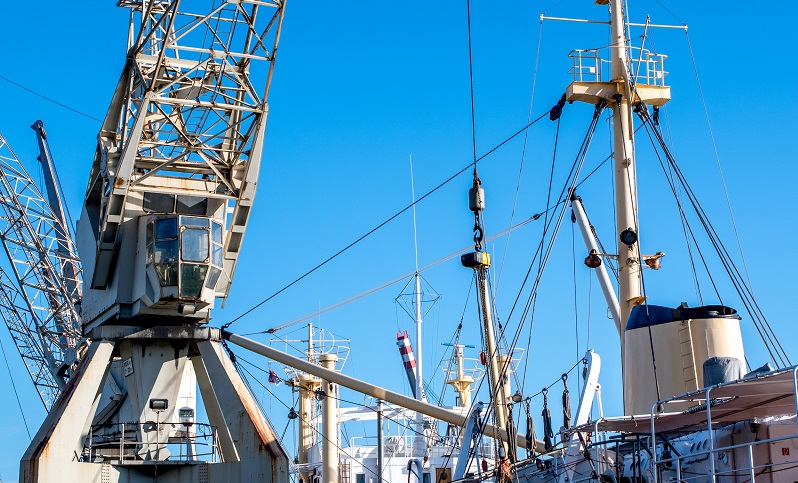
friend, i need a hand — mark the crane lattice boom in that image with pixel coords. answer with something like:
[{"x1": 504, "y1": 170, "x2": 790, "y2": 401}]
[
  {"x1": 86, "y1": 0, "x2": 284, "y2": 300},
  {"x1": 0, "y1": 134, "x2": 82, "y2": 410}
]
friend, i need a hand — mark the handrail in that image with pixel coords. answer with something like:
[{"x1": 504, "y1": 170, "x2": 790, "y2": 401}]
[{"x1": 86, "y1": 421, "x2": 218, "y2": 463}]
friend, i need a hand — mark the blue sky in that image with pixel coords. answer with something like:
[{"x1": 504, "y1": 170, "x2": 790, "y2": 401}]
[{"x1": 0, "y1": 0, "x2": 797, "y2": 480}]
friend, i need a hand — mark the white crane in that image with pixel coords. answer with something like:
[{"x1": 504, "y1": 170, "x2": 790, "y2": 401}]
[
  {"x1": 0, "y1": 130, "x2": 82, "y2": 411},
  {"x1": 22, "y1": 1, "x2": 289, "y2": 482}
]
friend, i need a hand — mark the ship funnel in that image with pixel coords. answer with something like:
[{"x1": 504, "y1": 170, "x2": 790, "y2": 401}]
[{"x1": 623, "y1": 304, "x2": 746, "y2": 414}]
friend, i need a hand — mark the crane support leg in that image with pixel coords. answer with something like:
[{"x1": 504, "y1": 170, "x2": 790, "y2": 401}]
[{"x1": 21, "y1": 339, "x2": 115, "y2": 481}]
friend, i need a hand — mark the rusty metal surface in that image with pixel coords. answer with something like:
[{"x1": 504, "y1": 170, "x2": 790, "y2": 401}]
[
  {"x1": 21, "y1": 340, "x2": 116, "y2": 482},
  {"x1": 90, "y1": 325, "x2": 221, "y2": 341}
]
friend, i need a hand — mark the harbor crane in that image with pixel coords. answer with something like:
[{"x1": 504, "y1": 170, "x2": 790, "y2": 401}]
[
  {"x1": 0, "y1": 126, "x2": 82, "y2": 411},
  {"x1": 21, "y1": 1, "x2": 289, "y2": 481}
]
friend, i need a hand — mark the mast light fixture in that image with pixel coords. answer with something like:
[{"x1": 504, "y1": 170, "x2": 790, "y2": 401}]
[
  {"x1": 584, "y1": 249, "x2": 602, "y2": 269},
  {"x1": 620, "y1": 227, "x2": 638, "y2": 246}
]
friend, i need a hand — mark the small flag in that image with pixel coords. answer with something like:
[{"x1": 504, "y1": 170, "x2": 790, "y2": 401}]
[{"x1": 268, "y1": 369, "x2": 282, "y2": 385}]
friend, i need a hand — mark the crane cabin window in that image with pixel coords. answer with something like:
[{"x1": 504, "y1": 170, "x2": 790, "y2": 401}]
[
  {"x1": 206, "y1": 221, "x2": 223, "y2": 289},
  {"x1": 147, "y1": 215, "x2": 224, "y2": 297},
  {"x1": 180, "y1": 264, "x2": 208, "y2": 298},
  {"x1": 181, "y1": 228, "x2": 209, "y2": 262},
  {"x1": 148, "y1": 217, "x2": 179, "y2": 287}
]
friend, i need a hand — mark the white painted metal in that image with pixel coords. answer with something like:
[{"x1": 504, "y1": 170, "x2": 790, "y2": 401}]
[
  {"x1": 453, "y1": 402, "x2": 485, "y2": 479},
  {"x1": 31, "y1": 121, "x2": 82, "y2": 303},
  {"x1": 571, "y1": 195, "x2": 621, "y2": 333},
  {"x1": 21, "y1": 340, "x2": 115, "y2": 481},
  {"x1": 21, "y1": 327, "x2": 289, "y2": 482},
  {"x1": 320, "y1": 353, "x2": 340, "y2": 483},
  {"x1": 560, "y1": 350, "x2": 601, "y2": 483},
  {"x1": 79, "y1": 0, "x2": 286, "y2": 324},
  {"x1": 0, "y1": 133, "x2": 82, "y2": 410},
  {"x1": 412, "y1": 272, "x2": 427, "y2": 457}
]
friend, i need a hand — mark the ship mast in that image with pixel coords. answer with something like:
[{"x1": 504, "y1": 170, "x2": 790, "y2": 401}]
[
  {"x1": 608, "y1": 0, "x2": 643, "y2": 343},
  {"x1": 565, "y1": 0, "x2": 671, "y2": 414}
]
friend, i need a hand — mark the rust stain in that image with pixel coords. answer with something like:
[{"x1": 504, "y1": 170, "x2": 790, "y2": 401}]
[{"x1": 238, "y1": 381, "x2": 287, "y2": 461}]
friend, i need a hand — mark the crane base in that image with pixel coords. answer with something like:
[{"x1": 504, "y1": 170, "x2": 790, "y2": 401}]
[{"x1": 20, "y1": 327, "x2": 289, "y2": 483}]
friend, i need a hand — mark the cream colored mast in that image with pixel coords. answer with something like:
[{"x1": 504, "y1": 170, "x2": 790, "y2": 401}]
[
  {"x1": 565, "y1": 0, "x2": 672, "y2": 414},
  {"x1": 608, "y1": 0, "x2": 643, "y2": 337}
]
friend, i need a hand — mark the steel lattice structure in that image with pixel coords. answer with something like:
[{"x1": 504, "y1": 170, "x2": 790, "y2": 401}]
[
  {"x1": 0, "y1": 135, "x2": 82, "y2": 410},
  {"x1": 87, "y1": 0, "x2": 286, "y2": 294}
]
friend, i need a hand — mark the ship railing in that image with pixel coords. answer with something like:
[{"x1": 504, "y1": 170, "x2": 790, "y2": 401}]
[
  {"x1": 442, "y1": 356, "x2": 486, "y2": 384},
  {"x1": 649, "y1": 365, "x2": 798, "y2": 483},
  {"x1": 568, "y1": 47, "x2": 668, "y2": 86},
  {"x1": 346, "y1": 434, "x2": 497, "y2": 460},
  {"x1": 348, "y1": 435, "x2": 414, "y2": 457},
  {"x1": 653, "y1": 431, "x2": 798, "y2": 483},
  {"x1": 85, "y1": 421, "x2": 218, "y2": 464}
]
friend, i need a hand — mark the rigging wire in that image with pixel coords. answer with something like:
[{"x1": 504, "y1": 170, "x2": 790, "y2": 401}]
[
  {"x1": 648, "y1": 122, "x2": 722, "y2": 302},
  {"x1": 519, "y1": 114, "x2": 564, "y2": 393},
  {"x1": 233, "y1": 356, "x2": 387, "y2": 483},
  {"x1": 502, "y1": 104, "x2": 605, "y2": 422},
  {"x1": 652, "y1": 0, "x2": 687, "y2": 26},
  {"x1": 477, "y1": 104, "x2": 606, "y2": 436},
  {"x1": 466, "y1": 0, "x2": 478, "y2": 169},
  {"x1": 0, "y1": 335, "x2": 31, "y2": 439},
  {"x1": 659, "y1": 103, "x2": 704, "y2": 304},
  {"x1": 223, "y1": 110, "x2": 552, "y2": 330},
  {"x1": 496, "y1": 16, "x2": 544, "y2": 297},
  {"x1": 684, "y1": 30, "x2": 754, "y2": 290},
  {"x1": 636, "y1": 105, "x2": 790, "y2": 367},
  {"x1": 235, "y1": 350, "x2": 470, "y2": 475},
  {"x1": 0, "y1": 74, "x2": 103, "y2": 123},
  {"x1": 508, "y1": 102, "x2": 606, "y2": 351},
  {"x1": 262, "y1": 212, "x2": 545, "y2": 335},
  {"x1": 570, "y1": 218, "x2": 580, "y2": 390}
]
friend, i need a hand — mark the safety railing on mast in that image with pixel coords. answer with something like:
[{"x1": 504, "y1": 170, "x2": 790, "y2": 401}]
[{"x1": 568, "y1": 47, "x2": 668, "y2": 86}]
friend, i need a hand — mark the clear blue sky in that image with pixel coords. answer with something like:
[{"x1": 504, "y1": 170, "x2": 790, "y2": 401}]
[{"x1": 0, "y1": 1, "x2": 797, "y2": 480}]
